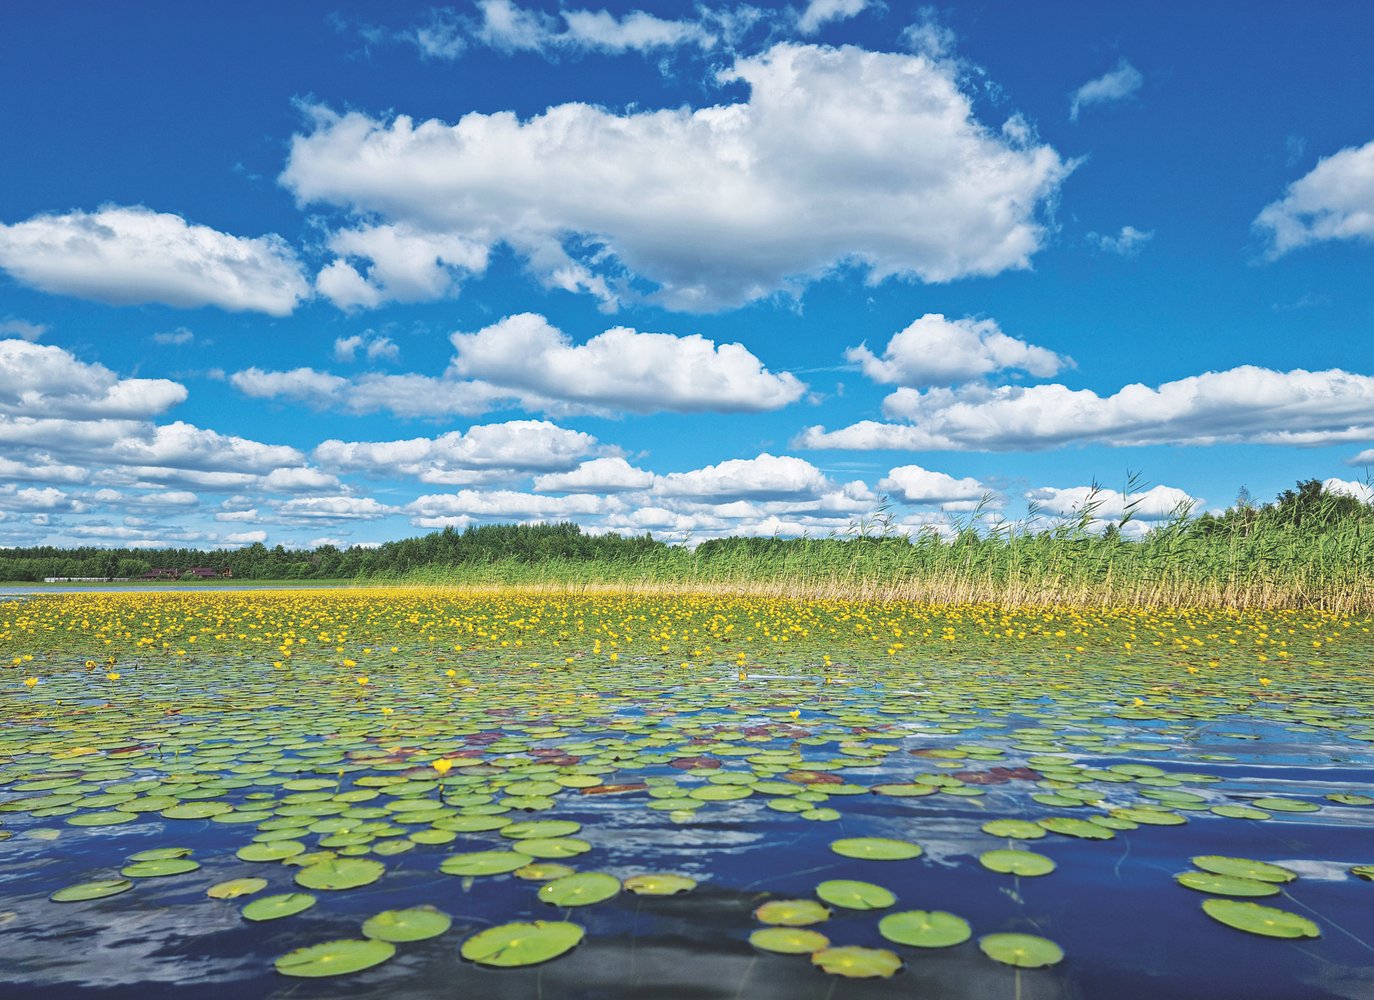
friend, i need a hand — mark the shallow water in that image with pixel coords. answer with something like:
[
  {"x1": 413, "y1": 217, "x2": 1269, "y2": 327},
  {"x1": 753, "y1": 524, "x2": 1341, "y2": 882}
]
[{"x1": 1, "y1": 593, "x2": 1371, "y2": 999}]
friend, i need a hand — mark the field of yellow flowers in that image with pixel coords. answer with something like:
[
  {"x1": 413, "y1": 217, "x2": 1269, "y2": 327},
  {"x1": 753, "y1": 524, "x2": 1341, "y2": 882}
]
[{"x1": 1, "y1": 588, "x2": 1371, "y2": 997}]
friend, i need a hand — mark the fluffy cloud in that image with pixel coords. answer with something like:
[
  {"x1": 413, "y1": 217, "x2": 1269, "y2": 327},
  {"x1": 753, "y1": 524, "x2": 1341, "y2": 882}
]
[
  {"x1": 235, "y1": 313, "x2": 803, "y2": 416},
  {"x1": 0, "y1": 206, "x2": 309, "y2": 314},
  {"x1": 1069, "y1": 59, "x2": 1143, "y2": 121},
  {"x1": 1026, "y1": 484, "x2": 1198, "y2": 520},
  {"x1": 878, "y1": 464, "x2": 995, "y2": 506},
  {"x1": 0, "y1": 486, "x2": 84, "y2": 513},
  {"x1": 847, "y1": 314, "x2": 1068, "y2": 387},
  {"x1": 0, "y1": 455, "x2": 89, "y2": 484},
  {"x1": 230, "y1": 367, "x2": 534, "y2": 418},
  {"x1": 316, "y1": 420, "x2": 600, "y2": 484},
  {"x1": 1254, "y1": 139, "x2": 1374, "y2": 258},
  {"x1": 277, "y1": 496, "x2": 397, "y2": 521},
  {"x1": 317, "y1": 223, "x2": 490, "y2": 309},
  {"x1": 533, "y1": 457, "x2": 655, "y2": 493},
  {"x1": 655, "y1": 453, "x2": 829, "y2": 501},
  {"x1": 0, "y1": 339, "x2": 186, "y2": 419},
  {"x1": 448, "y1": 313, "x2": 805, "y2": 413},
  {"x1": 796, "y1": 0, "x2": 870, "y2": 34},
  {"x1": 333, "y1": 333, "x2": 399, "y2": 363},
  {"x1": 799, "y1": 366, "x2": 1374, "y2": 451},
  {"x1": 282, "y1": 43, "x2": 1068, "y2": 311},
  {"x1": 223, "y1": 530, "x2": 268, "y2": 544},
  {"x1": 0, "y1": 318, "x2": 46, "y2": 341}
]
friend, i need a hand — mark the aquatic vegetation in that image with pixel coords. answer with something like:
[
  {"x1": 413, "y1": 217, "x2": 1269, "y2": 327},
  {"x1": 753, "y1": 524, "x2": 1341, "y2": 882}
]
[{"x1": 1, "y1": 588, "x2": 1372, "y2": 996}]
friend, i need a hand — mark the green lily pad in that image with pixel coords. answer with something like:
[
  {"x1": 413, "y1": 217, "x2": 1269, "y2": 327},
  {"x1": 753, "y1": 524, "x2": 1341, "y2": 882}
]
[
  {"x1": 516, "y1": 862, "x2": 577, "y2": 881},
  {"x1": 500, "y1": 819, "x2": 582, "y2": 839},
  {"x1": 755, "y1": 899, "x2": 831, "y2": 926},
  {"x1": 978, "y1": 933, "x2": 1064, "y2": 968},
  {"x1": 121, "y1": 858, "x2": 201, "y2": 878},
  {"x1": 275, "y1": 938, "x2": 395, "y2": 978},
  {"x1": 980, "y1": 849, "x2": 1055, "y2": 876},
  {"x1": 1250, "y1": 797, "x2": 1319, "y2": 813},
  {"x1": 623, "y1": 873, "x2": 697, "y2": 896},
  {"x1": 50, "y1": 878, "x2": 133, "y2": 902},
  {"x1": 518, "y1": 837, "x2": 591, "y2": 859},
  {"x1": 1211, "y1": 805, "x2": 1272, "y2": 820},
  {"x1": 294, "y1": 858, "x2": 385, "y2": 890},
  {"x1": 1176, "y1": 871, "x2": 1280, "y2": 897},
  {"x1": 66, "y1": 811, "x2": 137, "y2": 827},
  {"x1": 128, "y1": 847, "x2": 193, "y2": 861},
  {"x1": 815, "y1": 879, "x2": 895, "y2": 910},
  {"x1": 461, "y1": 921, "x2": 585, "y2": 967},
  {"x1": 878, "y1": 909, "x2": 972, "y2": 948},
  {"x1": 237, "y1": 841, "x2": 306, "y2": 862},
  {"x1": 1038, "y1": 817, "x2": 1114, "y2": 839},
  {"x1": 982, "y1": 819, "x2": 1046, "y2": 839},
  {"x1": 1349, "y1": 865, "x2": 1374, "y2": 881},
  {"x1": 207, "y1": 877, "x2": 268, "y2": 899},
  {"x1": 1327, "y1": 793, "x2": 1374, "y2": 806},
  {"x1": 810, "y1": 945, "x2": 903, "y2": 978},
  {"x1": 750, "y1": 927, "x2": 830, "y2": 954},
  {"x1": 538, "y1": 872, "x2": 621, "y2": 907},
  {"x1": 1201, "y1": 899, "x2": 1320, "y2": 938},
  {"x1": 362, "y1": 906, "x2": 452, "y2": 942},
  {"x1": 829, "y1": 837, "x2": 922, "y2": 861},
  {"x1": 242, "y1": 892, "x2": 317, "y2": 921},
  {"x1": 162, "y1": 801, "x2": 232, "y2": 820},
  {"x1": 440, "y1": 850, "x2": 533, "y2": 876},
  {"x1": 1191, "y1": 856, "x2": 1297, "y2": 883}
]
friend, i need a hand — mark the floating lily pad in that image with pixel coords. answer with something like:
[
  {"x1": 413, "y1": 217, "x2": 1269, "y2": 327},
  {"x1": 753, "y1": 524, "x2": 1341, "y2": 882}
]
[
  {"x1": 500, "y1": 819, "x2": 581, "y2": 839},
  {"x1": 1327, "y1": 793, "x2": 1374, "y2": 806},
  {"x1": 362, "y1": 906, "x2": 452, "y2": 942},
  {"x1": 982, "y1": 819, "x2": 1046, "y2": 839},
  {"x1": 207, "y1": 877, "x2": 268, "y2": 899},
  {"x1": 1201, "y1": 899, "x2": 1320, "y2": 938},
  {"x1": 128, "y1": 847, "x2": 193, "y2": 862},
  {"x1": 1176, "y1": 871, "x2": 1280, "y2": 897},
  {"x1": 294, "y1": 858, "x2": 385, "y2": 890},
  {"x1": 1210, "y1": 805, "x2": 1272, "y2": 820},
  {"x1": 1191, "y1": 856, "x2": 1297, "y2": 884},
  {"x1": 1251, "y1": 797, "x2": 1319, "y2": 813},
  {"x1": 750, "y1": 927, "x2": 830, "y2": 954},
  {"x1": 1349, "y1": 865, "x2": 1374, "y2": 881},
  {"x1": 66, "y1": 811, "x2": 137, "y2": 827},
  {"x1": 538, "y1": 872, "x2": 620, "y2": 907},
  {"x1": 242, "y1": 892, "x2": 317, "y2": 921},
  {"x1": 461, "y1": 921, "x2": 585, "y2": 967},
  {"x1": 440, "y1": 850, "x2": 533, "y2": 876},
  {"x1": 980, "y1": 850, "x2": 1055, "y2": 876},
  {"x1": 237, "y1": 841, "x2": 306, "y2": 862},
  {"x1": 121, "y1": 858, "x2": 201, "y2": 878},
  {"x1": 878, "y1": 910, "x2": 972, "y2": 948},
  {"x1": 815, "y1": 879, "x2": 895, "y2": 910},
  {"x1": 829, "y1": 837, "x2": 922, "y2": 861},
  {"x1": 50, "y1": 878, "x2": 133, "y2": 902},
  {"x1": 623, "y1": 873, "x2": 697, "y2": 896},
  {"x1": 517, "y1": 837, "x2": 591, "y2": 859},
  {"x1": 275, "y1": 938, "x2": 395, "y2": 978},
  {"x1": 810, "y1": 946, "x2": 902, "y2": 978},
  {"x1": 755, "y1": 899, "x2": 831, "y2": 926},
  {"x1": 516, "y1": 862, "x2": 577, "y2": 881},
  {"x1": 1037, "y1": 817, "x2": 1114, "y2": 840},
  {"x1": 978, "y1": 933, "x2": 1064, "y2": 968}
]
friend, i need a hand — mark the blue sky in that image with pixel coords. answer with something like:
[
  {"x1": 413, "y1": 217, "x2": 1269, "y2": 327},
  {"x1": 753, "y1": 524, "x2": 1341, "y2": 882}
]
[{"x1": 1, "y1": 0, "x2": 1372, "y2": 549}]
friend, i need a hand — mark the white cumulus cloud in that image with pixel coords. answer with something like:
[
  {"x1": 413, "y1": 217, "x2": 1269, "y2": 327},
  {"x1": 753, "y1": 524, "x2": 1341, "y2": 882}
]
[
  {"x1": 796, "y1": 0, "x2": 870, "y2": 35},
  {"x1": 654, "y1": 453, "x2": 829, "y2": 501},
  {"x1": 846, "y1": 313, "x2": 1068, "y2": 387},
  {"x1": 1026, "y1": 484, "x2": 1198, "y2": 520},
  {"x1": 1254, "y1": 139, "x2": 1374, "y2": 258},
  {"x1": 0, "y1": 339, "x2": 186, "y2": 419},
  {"x1": 317, "y1": 222, "x2": 490, "y2": 309},
  {"x1": 0, "y1": 206, "x2": 309, "y2": 315},
  {"x1": 448, "y1": 313, "x2": 805, "y2": 413},
  {"x1": 282, "y1": 43, "x2": 1068, "y2": 312},
  {"x1": 798, "y1": 366, "x2": 1374, "y2": 451},
  {"x1": 533, "y1": 457, "x2": 655, "y2": 493},
  {"x1": 879, "y1": 464, "x2": 996, "y2": 506}
]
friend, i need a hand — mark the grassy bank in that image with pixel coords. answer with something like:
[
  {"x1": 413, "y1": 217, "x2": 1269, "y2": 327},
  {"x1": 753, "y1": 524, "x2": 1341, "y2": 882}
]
[{"x1": 393, "y1": 516, "x2": 1373, "y2": 612}]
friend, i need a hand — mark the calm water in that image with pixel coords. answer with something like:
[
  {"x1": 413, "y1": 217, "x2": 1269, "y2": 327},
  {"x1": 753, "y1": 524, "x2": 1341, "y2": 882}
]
[{"x1": 1, "y1": 596, "x2": 1371, "y2": 999}]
